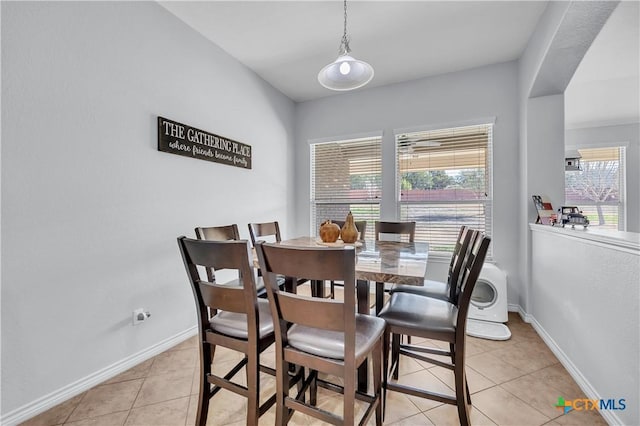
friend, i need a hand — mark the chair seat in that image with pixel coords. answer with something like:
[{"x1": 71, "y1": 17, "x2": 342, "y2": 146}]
[
  {"x1": 210, "y1": 298, "x2": 274, "y2": 339},
  {"x1": 287, "y1": 314, "x2": 386, "y2": 360},
  {"x1": 378, "y1": 292, "x2": 458, "y2": 336},
  {"x1": 390, "y1": 279, "x2": 449, "y2": 301}
]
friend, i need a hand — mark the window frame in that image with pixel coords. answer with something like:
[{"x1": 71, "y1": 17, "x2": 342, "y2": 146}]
[
  {"x1": 309, "y1": 132, "x2": 383, "y2": 241},
  {"x1": 564, "y1": 146, "x2": 627, "y2": 231},
  {"x1": 394, "y1": 120, "x2": 494, "y2": 259}
]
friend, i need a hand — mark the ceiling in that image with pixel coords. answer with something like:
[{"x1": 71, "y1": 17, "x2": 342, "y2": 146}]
[
  {"x1": 565, "y1": 0, "x2": 640, "y2": 129},
  {"x1": 159, "y1": 1, "x2": 638, "y2": 129},
  {"x1": 159, "y1": 1, "x2": 548, "y2": 102}
]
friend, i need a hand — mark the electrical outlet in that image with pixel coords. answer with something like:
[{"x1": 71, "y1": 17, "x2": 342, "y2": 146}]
[{"x1": 132, "y1": 308, "x2": 150, "y2": 325}]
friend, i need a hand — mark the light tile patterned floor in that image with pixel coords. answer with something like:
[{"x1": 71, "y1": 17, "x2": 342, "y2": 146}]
[{"x1": 20, "y1": 286, "x2": 607, "y2": 426}]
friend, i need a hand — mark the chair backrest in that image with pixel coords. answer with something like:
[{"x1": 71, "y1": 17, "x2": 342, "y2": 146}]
[
  {"x1": 255, "y1": 242, "x2": 357, "y2": 360},
  {"x1": 445, "y1": 226, "x2": 472, "y2": 300},
  {"x1": 178, "y1": 237, "x2": 262, "y2": 340},
  {"x1": 454, "y1": 233, "x2": 491, "y2": 336},
  {"x1": 332, "y1": 220, "x2": 367, "y2": 241},
  {"x1": 248, "y1": 221, "x2": 281, "y2": 245},
  {"x1": 195, "y1": 224, "x2": 240, "y2": 242},
  {"x1": 195, "y1": 224, "x2": 241, "y2": 281},
  {"x1": 375, "y1": 221, "x2": 416, "y2": 242}
]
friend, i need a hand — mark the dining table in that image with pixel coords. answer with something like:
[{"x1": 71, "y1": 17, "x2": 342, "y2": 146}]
[{"x1": 273, "y1": 236, "x2": 430, "y2": 391}]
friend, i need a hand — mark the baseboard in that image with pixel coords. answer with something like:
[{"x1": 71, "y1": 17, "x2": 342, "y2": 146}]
[
  {"x1": 507, "y1": 303, "x2": 531, "y2": 322},
  {"x1": 1, "y1": 326, "x2": 198, "y2": 426},
  {"x1": 528, "y1": 316, "x2": 621, "y2": 426}
]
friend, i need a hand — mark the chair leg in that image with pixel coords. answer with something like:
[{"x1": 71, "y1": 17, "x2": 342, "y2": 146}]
[
  {"x1": 343, "y1": 365, "x2": 356, "y2": 426},
  {"x1": 372, "y1": 338, "x2": 383, "y2": 426},
  {"x1": 392, "y1": 333, "x2": 400, "y2": 380},
  {"x1": 246, "y1": 352, "x2": 259, "y2": 426},
  {"x1": 382, "y1": 329, "x2": 389, "y2": 421},
  {"x1": 197, "y1": 343, "x2": 212, "y2": 426},
  {"x1": 454, "y1": 348, "x2": 471, "y2": 426},
  {"x1": 275, "y1": 359, "x2": 289, "y2": 426},
  {"x1": 310, "y1": 369, "x2": 317, "y2": 406}
]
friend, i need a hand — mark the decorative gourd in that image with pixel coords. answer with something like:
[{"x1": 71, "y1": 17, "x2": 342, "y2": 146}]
[
  {"x1": 340, "y1": 211, "x2": 359, "y2": 243},
  {"x1": 319, "y1": 220, "x2": 341, "y2": 243}
]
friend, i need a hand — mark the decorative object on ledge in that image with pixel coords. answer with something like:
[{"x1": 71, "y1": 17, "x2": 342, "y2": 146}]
[
  {"x1": 157, "y1": 117, "x2": 251, "y2": 169},
  {"x1": 565, "y1": 149, "x2": 582, "y2": 171},
  {"x1": 554, "y1": 206, "x2": 589, "y2": 229},
  {"x1": 532, "y1": 195, "x2": 557, "y2": 225},
  {"x1": 317, "y1": 0, "x2": 374, "y2": 91}
]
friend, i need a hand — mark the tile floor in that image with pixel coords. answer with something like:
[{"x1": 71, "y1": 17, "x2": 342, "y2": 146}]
[{"x1": 20, "y1": 285, "x2": 607, "y2": 426}]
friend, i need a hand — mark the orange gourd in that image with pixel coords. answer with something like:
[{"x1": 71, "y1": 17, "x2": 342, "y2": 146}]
[{"x1": 319, "y1": 220, "x2": 341, "y2": 243}]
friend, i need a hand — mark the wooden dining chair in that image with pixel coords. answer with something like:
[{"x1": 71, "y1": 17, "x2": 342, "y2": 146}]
[
  {"x1": 328, "y1": 219, "x2": 367, "y2": 299},
  {"x1": 194, "y1": 224, "x2": 241, "y2": 281},
  {"x1": 378, "y1": 230, "x2": 490, "y2": 426},
  {"x1": 177, "y1": 236, "x2": 302, "y2": 426},
  {"x1": 248, "y1": 221, "x2": 282, "y2": 245},
  {"x1": 248, "y1": 220, "x2": 310, "y2": 295},
  {"x1": 391, "y1": 225, "x2": 471, "y2": 301},
  {"x1": 255, "y1": 241, "x2": 385, "y2": 426},
  {"x1": 374, "y1": 221, "x2": 416, "y2": 243},
  {"x1": 195, "y1": 224, "x2": 271, "y2": 298},
  {"x1": 372, "y1": 221, "x2": 416, "y2": 314}
]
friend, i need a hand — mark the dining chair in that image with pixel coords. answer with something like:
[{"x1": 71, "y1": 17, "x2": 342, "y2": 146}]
[
  {"x1": 328, "y1": 219, "x2": 367, "y2": 299},
  {"x1": 248, "y1": 220, "x2": 310, "y2": 295},
  {"x1": 374, "y1": 221, "x2": 416, "y2": 243},
  {"x1": 372, "y1": 221, "x2": 416, "y2": 314},
  {"x1": 194, "y1": 224, "x2": 241, "y2": 281},
  {"x1": 177, "y1": 236, "x2": 302, "y2": 426},
  {"x1": 248, "y1": 221, "x2": 282, "y2": 245},
  {"x1": 195, "y1": 224, "x2": 272, "y2": 298},
  {"x1": 378, "y1": 230, "x2": 490, "y2": 426},
  {"x1": 255, "y1": 241, "x2": 385, "y2": 426},
  {"x1": 391, "y1": 225, "x2": 470, "y2": 301}
]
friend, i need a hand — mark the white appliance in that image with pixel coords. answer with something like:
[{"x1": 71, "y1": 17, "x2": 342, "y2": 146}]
[{"x1": 466, "y1": 263, "x2": 511, "y2": 340}]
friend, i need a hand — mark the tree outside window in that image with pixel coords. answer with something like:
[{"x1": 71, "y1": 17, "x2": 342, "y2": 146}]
[{"x1": 565, "y1": 147, "x2": 625, "y2": 230}]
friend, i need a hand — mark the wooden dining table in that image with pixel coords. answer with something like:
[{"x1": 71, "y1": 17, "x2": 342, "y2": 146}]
[{"x1": 273, "y1": 236, "x2": 430, "y2": 391}]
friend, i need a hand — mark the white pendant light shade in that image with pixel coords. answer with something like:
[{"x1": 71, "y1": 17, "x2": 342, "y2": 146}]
[
  {"x1": 318, "y1": 0, "x2": 374, "y2": 91},
  {"x1": 318, "y1": 55, "x2": 374, "y2": 91}
]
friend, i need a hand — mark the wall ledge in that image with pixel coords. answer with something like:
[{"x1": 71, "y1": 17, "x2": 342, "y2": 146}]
[{"x1": 529, "y1": 223, "x2": 640, "y2": 254}]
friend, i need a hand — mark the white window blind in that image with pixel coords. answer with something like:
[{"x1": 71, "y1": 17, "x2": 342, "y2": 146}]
[
  {"x1": 311, "y1": 136, "x2": 382, "y2": 241},
  {"x1": 397, "y1": 124, "x2": 493, "y2": 256},
  {"x1": 565, "y1": 146, "x2": 625, "y2": 230}
]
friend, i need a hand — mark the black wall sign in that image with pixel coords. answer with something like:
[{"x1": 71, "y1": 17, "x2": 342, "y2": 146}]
[{"x1": 157, "y1": 117, "x2": 252, "y2": 169}]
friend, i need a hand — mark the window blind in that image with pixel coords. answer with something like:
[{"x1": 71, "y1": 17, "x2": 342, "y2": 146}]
[
  {"x1": 311, "y1": 136, "x2": 382, "y2": 241},
  {"x1": 565, "y1": 146, "x2": 625, "y2": 230},
  {"x1": 397, "y1": 124, "x2": 493, "y2": 256}
]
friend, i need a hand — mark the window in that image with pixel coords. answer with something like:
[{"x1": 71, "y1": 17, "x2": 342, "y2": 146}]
[
  {"x1": 565, "y1": 147, "x2": 625, "y2": 230},
  {"x1": 396, "y1": 123, "x2": 493, "y2": 256},
  {"x1": 311, "y1": 136, "x2": 382, "y2": 241}
]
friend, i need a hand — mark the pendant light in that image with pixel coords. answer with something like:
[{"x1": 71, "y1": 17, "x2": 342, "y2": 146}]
[{"x1": 318, "y1": 0, "x2": 374, "y2": 91}]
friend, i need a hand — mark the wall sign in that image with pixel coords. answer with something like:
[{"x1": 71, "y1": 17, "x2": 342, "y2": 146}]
[{"x1": 157, "y1": 116, "x2": 252, "y2": 169}]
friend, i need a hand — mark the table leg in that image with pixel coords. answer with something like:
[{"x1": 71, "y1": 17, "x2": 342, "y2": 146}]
[
  {"x1": 356, "y1": 279, "x2": 369, "y2": 392},
  {"x1": 375, "y1": 282, "x2": 385, "y2": 315},
  {"x1": 285, "y1": 276, "x2": 296, "y2": 294},
  {"x1": 311, "y1": 280, "x2": 325, "y2": 298}
]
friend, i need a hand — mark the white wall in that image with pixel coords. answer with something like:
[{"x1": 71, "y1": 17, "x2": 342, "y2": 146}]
[
  {"x1": 517, "y1": 1, "x2": 572, "y2": 313},
  {"x1": 294, "y1": 61, "x2": 521, "y2": 303},
  {"x1": 1, "y1": 1, "x2": 295, "y2": 418},
  {"x1": 566, "y1": 123, "x2": 640, "y2": 232},
  {"x1": 530, "y1": 225, "x2": 639, "y2": 425}
]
